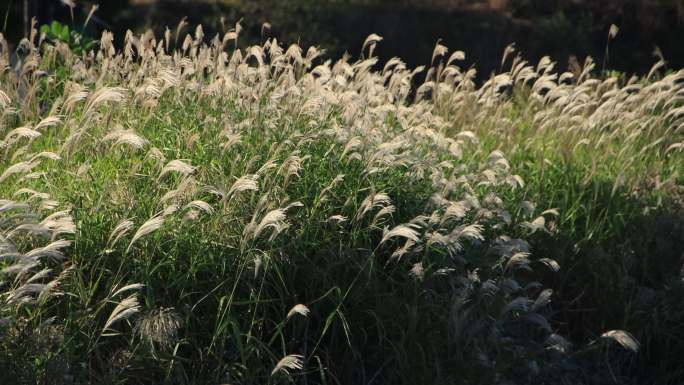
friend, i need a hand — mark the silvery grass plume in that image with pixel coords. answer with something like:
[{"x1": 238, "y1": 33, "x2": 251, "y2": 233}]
[
  {"x1": 34, "y1": 115, "x2": 62, "y2": 131},
  {"x1": 380, "y1": 224, "x2": 421, "y2": 245},
  {"x1": 101, "y1": 283, "x2": 144, "y2": 336},
  {"x1": 253, "y1": 208, "x2": 288, "y2": 240},
  {"x1": 83, "y1": 86, "x2": 127, "y2": 118},
  {"x1": 520, "y1": 208, "x2": 560, "y2": 234},
  {"x1": 279, "y1": 153, "x2": 308, "y2": 187},
  {"x1": 62, "y1": 84, "x2": 89, "y2": 115},
  {"x1": 244, "y1": 201, "x2": 303, "y2": 243},
  {"x1": 2, "y1": 126, "x2": 41, "y2": 149},
  {"x1": 227, "y1": 174, "x2": 259, "y2": 197},
  {"x1": 0, "y1": 160, "x2": 39, "y2": 183},
  {"x1": 286, "y1": 304, "x2": 310, "y2": 320},
  {"x1": 160, "y1": 176, "x2": 199, "y2": 204},
  {"x1": 102, "y1": 295, "x2": 141, "y2": 335},
  {"x1": 126, "y1": 214, "x2": 167, "y2": 253},
  {"x1": 108, "y1": 219, "x2": 134, "y2": 248},
  {"x1": 600, "y1": 330, "x2": 640, "y2": 352},
  {"x1": 0, "y1": 90, "x2": 11, "y2": 109},
  {"x1": 102, "y1": 128, "x2": 149, "y2": 151},
  {"x1": 1, "y1": 203, "x2": 74, "y2": 307},
  {"x1": 271, "y1": 354, "x2": 304, "y2": 376},
  {"x1": 205, "y1": 174, "x2": 259, "y2": 207},
  {"x1": 315, "y1": 174, "x2": 345, "y2": 208},
  {"x1": 13, "y1": 188, "x2": 50, "y2": 202},
  {"x1": 184, "y1": 200, "x2": 214, "y2": 215},
  {"x1": 159, "y1": 159, "x2": 197, "y2": 179},
  {"x1": 135, "y1": 307, "x2": 183, "y2": 351},
  {"x1": 355, "y1": 191, "x2": 392, "y2": 222}
]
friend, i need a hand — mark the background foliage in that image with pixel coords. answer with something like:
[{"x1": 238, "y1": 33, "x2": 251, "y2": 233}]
[{"x1": 3, "y1": 0, "x2": 684, "y2": 77}]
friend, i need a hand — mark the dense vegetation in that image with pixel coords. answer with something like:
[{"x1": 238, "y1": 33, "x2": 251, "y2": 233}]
[{"x1": 0, "y1": 19, "x2": 682, "y2": 384}]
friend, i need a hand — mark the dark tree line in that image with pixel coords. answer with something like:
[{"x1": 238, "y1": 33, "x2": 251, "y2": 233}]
[{"x1": 2, "y1": 0, "x2": 683, "y2": 76}]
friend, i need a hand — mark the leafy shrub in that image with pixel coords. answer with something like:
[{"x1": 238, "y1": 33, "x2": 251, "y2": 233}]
[{"x1": 39, "y1": 20, "x2": 95, "y2": 55}]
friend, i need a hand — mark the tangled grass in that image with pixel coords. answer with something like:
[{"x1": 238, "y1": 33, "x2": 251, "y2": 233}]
[{"x1": 0, "y1": 20, "x2": 682, "y2": 385}]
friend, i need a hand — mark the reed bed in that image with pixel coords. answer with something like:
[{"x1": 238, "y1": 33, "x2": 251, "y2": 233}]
[{"x1": 0, "y1": 21, "x2": 681, "y2": 384}]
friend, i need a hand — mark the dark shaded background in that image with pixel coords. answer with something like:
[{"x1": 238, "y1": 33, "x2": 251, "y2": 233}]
[{"x1": 3, "y1": 0, "x2": 684, "y2": 77}]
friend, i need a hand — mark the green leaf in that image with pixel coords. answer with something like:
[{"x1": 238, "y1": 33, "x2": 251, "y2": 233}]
[
  {"x1": 60, "y1": 25, "x2": 70, "y2": 42},
  {"x1": 50, "y1": 20, "x2": 61, "y2": 36}
]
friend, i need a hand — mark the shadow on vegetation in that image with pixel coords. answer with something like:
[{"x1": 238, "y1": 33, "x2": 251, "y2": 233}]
[{"x1": 531, "y1": 179, "x2": 684, "y2": 384}]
